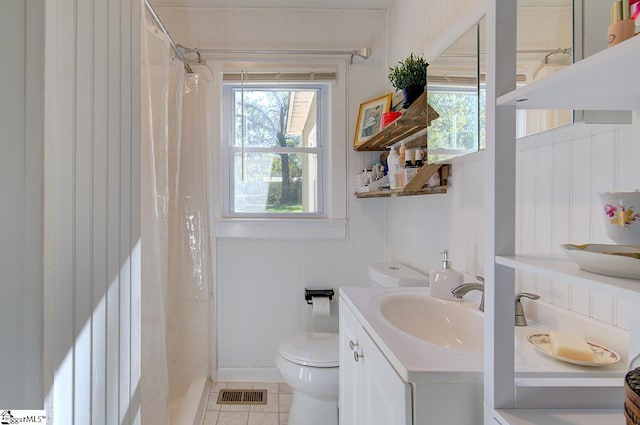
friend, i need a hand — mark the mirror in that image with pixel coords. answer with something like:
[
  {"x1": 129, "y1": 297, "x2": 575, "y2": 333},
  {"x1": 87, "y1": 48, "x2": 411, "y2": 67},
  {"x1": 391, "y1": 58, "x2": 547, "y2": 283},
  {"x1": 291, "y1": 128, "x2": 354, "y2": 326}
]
[
  {"x1": 515, "y1": 0, "x2": 573, "y2": 137},
  {"x1": 426, "y1": 19, "x2": 483, "y2": 163},
  {"x1": 515, "y1": 0, "x2": 630, "y2": 137},
  {"x1": 426, "y1": 0, "x2": 631, "y2": 158}
]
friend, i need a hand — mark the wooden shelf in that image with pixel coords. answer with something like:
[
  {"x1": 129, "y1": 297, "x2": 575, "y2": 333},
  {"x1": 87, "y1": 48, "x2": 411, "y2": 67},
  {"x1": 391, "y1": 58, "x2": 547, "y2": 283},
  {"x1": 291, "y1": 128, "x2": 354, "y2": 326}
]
[
  {"x1": 496, "y1": 254, "x2": 640, "y2": 303},
  {"x1": 354, "y1": 91, "x2": 439, "y2": 152},
  {"x1": 355, "y1": 164, "x2": 449, "y2": 198},
  {"x1": 497, "y1": 35, "x2": 640, "y2": 110},
  {"x1": 356, "y1": 185, "x2": 447, "y2": 198},
  {"x1": 494, "y1": 408, "x2": 624, "y2": 425}
]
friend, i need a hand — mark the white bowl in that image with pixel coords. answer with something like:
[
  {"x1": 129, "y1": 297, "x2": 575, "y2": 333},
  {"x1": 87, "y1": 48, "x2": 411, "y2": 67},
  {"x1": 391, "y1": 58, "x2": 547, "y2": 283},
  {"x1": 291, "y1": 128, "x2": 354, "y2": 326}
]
[
  {"x1": 561, "y1": 243, "x2": 640, "y2": 280},
  {"x1": 598, "y1": 191, "x2": 640, "y2": 245}
]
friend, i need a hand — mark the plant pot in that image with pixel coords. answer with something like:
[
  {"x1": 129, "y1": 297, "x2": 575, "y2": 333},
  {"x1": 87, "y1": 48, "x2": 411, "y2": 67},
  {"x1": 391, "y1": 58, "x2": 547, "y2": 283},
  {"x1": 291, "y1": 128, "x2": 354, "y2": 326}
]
[{"x1": 402, "y1": 85, "x2": 425, "y2": 109}]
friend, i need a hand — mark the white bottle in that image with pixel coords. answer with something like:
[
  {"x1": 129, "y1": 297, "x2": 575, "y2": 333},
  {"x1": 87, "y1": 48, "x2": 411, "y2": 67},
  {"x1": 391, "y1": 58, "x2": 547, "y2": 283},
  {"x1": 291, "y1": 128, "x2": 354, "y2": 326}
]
[
  {"x1": 429, "y1": 250, "x2": 463, "y2": 301},
  {"x1": 387, "y1": 146, "x2": 405, "y2": 189}
]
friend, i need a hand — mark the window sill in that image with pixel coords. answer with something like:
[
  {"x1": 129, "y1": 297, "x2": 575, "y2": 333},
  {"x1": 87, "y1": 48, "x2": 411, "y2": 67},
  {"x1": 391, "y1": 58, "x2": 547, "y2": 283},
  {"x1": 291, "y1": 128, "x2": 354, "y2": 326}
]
[{"x1": 214, "y1": 218, "x2": 347, "y2": 240}]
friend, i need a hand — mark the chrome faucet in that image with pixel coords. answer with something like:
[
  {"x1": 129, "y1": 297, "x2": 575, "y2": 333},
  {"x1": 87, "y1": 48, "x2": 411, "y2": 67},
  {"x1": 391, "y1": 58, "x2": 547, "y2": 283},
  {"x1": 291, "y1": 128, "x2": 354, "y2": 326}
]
[
  {"x1": 451, "y1": 276, "x2": 485, "y2": 312},
  {"x1": 514, "y1": 292, "x2": 540, "y2": 326}
]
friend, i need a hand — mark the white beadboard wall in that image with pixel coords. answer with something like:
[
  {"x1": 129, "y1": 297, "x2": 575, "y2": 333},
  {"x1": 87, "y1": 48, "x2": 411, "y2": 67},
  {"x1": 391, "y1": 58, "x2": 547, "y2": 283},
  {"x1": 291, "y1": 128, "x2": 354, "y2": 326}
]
[
  {"x1": 0, "y1": 0, "x2": 44, "y2": 408},
  {"x1": 386, "y1": 0, "x2": 637, "y2": 332},
  {"x1": 155, "y1": 0, "x2": 638, "y2": 375},
  {"x1": 157, "y1": 7, "x2": 390, "y2": 371},
  {"x1": 514, "y1": 123, "x2": 636, "y2": 330},
  {"x1": 388, "y1": 0, "x2": 475, "y2": 64},
  {"x1": 43, "y1": 0, "x2": 141, "y2": 424},
  {"x1": 387, "y1": 124, "x2": 636, "y2": 331}
]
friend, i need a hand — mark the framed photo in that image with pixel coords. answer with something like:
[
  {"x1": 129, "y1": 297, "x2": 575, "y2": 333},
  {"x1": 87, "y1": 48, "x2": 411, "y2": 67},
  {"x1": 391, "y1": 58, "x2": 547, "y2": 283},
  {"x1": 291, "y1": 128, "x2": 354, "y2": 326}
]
[{"x1": 353, "y1": 93, "x2": 392, "y2": 148}]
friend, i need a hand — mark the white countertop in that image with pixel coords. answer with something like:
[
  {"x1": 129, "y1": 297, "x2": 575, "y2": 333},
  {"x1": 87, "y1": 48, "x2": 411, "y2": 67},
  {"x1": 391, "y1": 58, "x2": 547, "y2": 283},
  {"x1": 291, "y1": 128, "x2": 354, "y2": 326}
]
[{"x1": 339, "y1": 286, "x2": 628, "y2": 385}]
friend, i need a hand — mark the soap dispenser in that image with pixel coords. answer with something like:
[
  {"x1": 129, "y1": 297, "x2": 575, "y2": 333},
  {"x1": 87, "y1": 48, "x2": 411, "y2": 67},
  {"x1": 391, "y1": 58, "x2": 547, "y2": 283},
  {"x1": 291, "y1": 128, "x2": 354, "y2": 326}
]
[{"x1": 429, "y1": 250, "x2": 464, "y2": 301}]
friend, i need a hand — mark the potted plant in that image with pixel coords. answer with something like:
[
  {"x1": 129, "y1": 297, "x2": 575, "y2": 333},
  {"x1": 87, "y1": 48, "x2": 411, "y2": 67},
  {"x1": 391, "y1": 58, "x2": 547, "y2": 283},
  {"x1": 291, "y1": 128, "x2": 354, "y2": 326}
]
[{"x1": 388, "y1": 52, "x2": 428, "y2": 108}]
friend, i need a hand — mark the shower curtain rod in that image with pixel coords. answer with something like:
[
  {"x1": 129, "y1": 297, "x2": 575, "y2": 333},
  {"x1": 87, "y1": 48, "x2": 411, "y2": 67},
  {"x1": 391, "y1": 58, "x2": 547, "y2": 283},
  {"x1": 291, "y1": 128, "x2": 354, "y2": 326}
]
[
  {"x1": 180, "y1": 46, "x2": 372, "y2": 65},
  {"x1": 439, "y1": 47, "x2": 572, "y2": 60},
  {"x1": 144, "y1": 0, "x2": 193, "y2": 73}
]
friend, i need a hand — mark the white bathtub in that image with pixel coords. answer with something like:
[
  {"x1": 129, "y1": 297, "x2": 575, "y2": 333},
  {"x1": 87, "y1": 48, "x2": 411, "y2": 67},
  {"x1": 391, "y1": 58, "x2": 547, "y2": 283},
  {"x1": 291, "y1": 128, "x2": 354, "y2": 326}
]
[{"x1": 169, "y1": 375, "x2": 210, "y2": 425}]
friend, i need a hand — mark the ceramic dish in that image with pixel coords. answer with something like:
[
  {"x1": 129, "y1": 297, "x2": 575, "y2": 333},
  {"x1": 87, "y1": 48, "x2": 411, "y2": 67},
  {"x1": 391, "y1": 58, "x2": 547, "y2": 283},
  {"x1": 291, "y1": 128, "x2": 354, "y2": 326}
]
[
  {"x1": 561, "y1": 243, "x2": 640, "y2": 280},
  {"x1": 527, "y1": 333, "x2": 620, "y2": 367}
]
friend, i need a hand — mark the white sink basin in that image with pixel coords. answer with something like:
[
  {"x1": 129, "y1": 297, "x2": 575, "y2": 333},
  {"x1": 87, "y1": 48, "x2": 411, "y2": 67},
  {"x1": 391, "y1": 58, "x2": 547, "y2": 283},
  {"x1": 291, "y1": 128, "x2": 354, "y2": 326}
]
[{"x1": 378, "y1": 294, "x2": 484, "y2": 352}]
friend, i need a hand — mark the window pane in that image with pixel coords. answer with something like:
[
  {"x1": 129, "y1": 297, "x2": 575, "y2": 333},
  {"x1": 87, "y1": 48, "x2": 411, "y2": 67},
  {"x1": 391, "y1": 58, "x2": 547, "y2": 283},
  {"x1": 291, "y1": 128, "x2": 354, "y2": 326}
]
[
  {"x1": 233, "y1": 152, "x2": 319, "y2": 214},
  {"x1": 234, "y1": 89, "x2": 319, "y2": 148},
  {"x1": 427, "y1": 89, "x2": 479, "y2": 163}
]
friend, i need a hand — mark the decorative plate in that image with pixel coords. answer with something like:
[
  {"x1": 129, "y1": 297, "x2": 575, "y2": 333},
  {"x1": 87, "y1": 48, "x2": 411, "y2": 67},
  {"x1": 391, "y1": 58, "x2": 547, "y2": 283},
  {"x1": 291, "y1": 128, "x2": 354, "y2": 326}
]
[
  {"x1": 527, "y1": 333, "x2": 620, "y2": 367},
  {"x1": 561, "y1": 243, "x2": 640, "y2": 280}
]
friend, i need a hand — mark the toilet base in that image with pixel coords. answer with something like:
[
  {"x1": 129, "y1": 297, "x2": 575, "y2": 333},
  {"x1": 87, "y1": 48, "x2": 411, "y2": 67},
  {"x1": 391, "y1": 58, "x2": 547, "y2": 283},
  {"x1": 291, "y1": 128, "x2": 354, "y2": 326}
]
[{"x1": 287, "y1": 391, "x2": 338, "y2": 425}]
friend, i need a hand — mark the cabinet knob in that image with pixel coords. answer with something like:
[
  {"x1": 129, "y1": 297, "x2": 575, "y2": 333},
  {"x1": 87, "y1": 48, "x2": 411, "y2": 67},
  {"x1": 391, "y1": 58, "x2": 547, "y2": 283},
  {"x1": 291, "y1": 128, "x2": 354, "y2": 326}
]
[
  {"x1": 349, "y1": 340, "x2": 359, "y2": 351},
  {"x1": 354, "y1": 351, "x2": 364, "y2": 362}
]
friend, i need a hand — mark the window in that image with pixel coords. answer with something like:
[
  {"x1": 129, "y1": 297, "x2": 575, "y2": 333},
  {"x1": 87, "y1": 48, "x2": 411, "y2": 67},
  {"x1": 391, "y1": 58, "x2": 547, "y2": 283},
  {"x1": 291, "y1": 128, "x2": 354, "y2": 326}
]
[
  {"x1": 224, "y1": 85, "x2": 324, "y2": 217},
  {"x1": 214, "y1": 63, "x2": 347, "y2": 239}
]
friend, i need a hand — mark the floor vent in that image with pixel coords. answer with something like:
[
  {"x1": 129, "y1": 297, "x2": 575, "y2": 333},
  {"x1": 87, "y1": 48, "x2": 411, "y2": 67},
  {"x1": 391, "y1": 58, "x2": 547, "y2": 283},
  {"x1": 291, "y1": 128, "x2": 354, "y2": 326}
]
[{"x1": 217, "y1": 389, "x2": 267, "y2": 405}]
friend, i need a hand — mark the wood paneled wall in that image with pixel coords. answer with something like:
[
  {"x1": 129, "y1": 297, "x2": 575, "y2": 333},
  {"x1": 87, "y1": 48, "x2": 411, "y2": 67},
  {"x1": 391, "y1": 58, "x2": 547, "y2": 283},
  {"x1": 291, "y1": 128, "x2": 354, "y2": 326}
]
[
  {"x1": 0, "y1": 0, "x2": 44, "y2": 408},
  {"x1": 43, "y1": 0, "x2": 141, "y2": 424},
  {"x1": 386, "y1": 0, "x2": 635, "y2": 331},
  {"x1": 157, "y1": 7, "x2": 389, "y2": 372},
  {"x1": 153, "y1": 0, "x2": 636, "y2": 376},
  {"x1": 515, "y1": 124, "x2": 635, "y2": 329}
]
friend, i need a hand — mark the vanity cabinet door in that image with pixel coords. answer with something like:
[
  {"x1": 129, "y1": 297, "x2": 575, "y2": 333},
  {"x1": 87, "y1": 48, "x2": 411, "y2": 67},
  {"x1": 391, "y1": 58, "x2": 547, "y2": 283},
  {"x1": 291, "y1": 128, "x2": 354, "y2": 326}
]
[
  {"x1": 360, "y1": 330, "x2": 412, "y2": 425},
  {"x1": 339, "y1": 298, "x2": 365, "y2": 425},
  {"x1": 339, "y1": 296, "x2": 412, "y2": 425}
]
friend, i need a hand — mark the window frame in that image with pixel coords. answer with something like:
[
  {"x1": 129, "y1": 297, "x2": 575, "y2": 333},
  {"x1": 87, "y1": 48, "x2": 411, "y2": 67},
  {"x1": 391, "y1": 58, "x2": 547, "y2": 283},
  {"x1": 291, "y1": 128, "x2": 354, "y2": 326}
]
[
  {"x1": 222, "y1": 84, "x2": 326, "y2": 219},
  {"x1": 209, "y1": 59, "x2": 348, "y2": 240},
  {"x1": 426, "y1": 84, "x2": 481, "y2": 161}
]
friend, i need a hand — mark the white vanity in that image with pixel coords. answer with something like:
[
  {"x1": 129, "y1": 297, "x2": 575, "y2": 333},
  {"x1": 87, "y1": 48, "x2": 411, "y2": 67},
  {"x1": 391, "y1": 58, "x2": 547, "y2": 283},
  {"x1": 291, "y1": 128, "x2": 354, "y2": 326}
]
[{"x1": 339, "y1": 286, "x2": 628, "y2": 425}]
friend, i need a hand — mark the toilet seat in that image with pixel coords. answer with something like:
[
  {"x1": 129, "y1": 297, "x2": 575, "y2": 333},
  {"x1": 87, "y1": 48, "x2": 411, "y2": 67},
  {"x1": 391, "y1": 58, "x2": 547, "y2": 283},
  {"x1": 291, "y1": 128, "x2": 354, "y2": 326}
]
[{"x1": 278, "y1": 332, "x2": 338, "y2": 367}]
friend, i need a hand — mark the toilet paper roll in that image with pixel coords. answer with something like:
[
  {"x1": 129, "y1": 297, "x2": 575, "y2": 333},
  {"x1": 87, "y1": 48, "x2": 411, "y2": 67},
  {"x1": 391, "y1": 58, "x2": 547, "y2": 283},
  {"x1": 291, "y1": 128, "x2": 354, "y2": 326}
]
[{"x1": 311, "y1": 296, "x2": 331, "y2": 317}]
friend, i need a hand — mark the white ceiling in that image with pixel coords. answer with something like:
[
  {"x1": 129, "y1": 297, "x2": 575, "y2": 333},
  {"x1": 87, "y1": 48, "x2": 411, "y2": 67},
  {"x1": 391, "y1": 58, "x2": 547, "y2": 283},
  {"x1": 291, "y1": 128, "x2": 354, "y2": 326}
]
[
  {"x1": 150, "y1": 0, "x2": 395, "y2": 9},
  {"x1": 152, "y1": 0, "x2": 574, "y2": 10},
  {"x1": 519, "y1": 0, "x2": 571, "y2": 6},
  {"x1": 150, "y1": 0, "x2": 571, "y2": 10}
]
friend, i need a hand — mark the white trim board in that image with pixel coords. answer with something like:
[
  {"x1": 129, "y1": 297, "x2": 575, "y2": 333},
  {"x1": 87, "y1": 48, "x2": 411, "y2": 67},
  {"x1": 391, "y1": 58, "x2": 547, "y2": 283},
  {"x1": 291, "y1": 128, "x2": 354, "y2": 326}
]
[{"x1": 216, "y1": 367, "x2": 283, "y2": 383}]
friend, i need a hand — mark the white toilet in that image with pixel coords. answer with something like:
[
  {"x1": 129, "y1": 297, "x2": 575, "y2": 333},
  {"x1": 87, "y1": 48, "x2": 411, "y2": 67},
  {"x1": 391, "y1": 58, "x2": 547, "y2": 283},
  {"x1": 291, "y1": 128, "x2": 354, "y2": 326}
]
[
  {"x1": 276, "y1": 332, "x2": 339, "y2": 425},
  {"x1": 276, "y1": 263, "x2": 428, "y2": 425}
]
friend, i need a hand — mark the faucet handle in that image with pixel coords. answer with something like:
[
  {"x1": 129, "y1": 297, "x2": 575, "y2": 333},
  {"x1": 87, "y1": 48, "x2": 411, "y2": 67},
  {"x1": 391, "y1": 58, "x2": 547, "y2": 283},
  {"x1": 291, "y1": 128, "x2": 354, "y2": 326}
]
[{"x1": 515, "y1": 292, "x2": 540, "y2": 302}]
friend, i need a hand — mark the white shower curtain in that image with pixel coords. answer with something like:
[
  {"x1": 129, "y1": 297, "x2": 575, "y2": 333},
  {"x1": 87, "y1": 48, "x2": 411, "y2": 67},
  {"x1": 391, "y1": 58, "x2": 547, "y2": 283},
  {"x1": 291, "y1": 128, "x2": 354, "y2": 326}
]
[
  {"x1": 141, "y1": 13, "x2": 212, "y2": 425},
  {"x1": 525, "y1": 64, "x2": 572, "y2": 135}
]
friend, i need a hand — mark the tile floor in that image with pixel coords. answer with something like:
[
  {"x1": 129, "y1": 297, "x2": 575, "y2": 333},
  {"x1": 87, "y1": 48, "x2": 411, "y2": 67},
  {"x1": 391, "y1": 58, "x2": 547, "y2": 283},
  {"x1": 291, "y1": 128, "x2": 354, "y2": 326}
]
[{"x1": 203, "y1": 382, "x2": 291, "y2": 425}]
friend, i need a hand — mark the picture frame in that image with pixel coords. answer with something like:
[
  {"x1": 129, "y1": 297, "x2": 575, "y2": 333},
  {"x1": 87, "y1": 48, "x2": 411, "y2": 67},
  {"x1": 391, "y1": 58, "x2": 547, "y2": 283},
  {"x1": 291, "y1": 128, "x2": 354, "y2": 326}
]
[{"x1": 353, "y1": 93, "x2": 392, "y2": 148}]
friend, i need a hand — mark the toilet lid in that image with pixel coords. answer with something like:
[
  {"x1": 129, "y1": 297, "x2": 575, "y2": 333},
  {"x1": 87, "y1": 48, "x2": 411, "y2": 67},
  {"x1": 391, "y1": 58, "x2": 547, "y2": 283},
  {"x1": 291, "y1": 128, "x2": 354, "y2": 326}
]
[{"x1": 279, "y1": 332, "x2": 339, "y2": 367}]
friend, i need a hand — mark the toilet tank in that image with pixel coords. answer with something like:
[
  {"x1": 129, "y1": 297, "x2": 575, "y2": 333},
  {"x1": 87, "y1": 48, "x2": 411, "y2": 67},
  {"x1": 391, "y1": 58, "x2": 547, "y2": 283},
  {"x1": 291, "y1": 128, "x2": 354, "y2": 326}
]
[{"x1": 368, "y1": 263, "x2": 429, "y2": 287}]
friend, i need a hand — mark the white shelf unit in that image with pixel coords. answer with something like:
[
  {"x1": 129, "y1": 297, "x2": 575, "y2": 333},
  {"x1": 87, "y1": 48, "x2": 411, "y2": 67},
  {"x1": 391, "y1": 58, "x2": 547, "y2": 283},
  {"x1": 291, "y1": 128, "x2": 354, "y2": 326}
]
[
  {"x1": 485, "y1": 1, "x2": 639, "y2": 424},
  {"x1": 497, "y1": 34, "x2": 640, "y2": 110},
  {"x1": 494, "y1": 409, "x2": 624, "y2": 425},
  {"x1": 496, "y1": 255, "x2": 640, "y2": 302}
]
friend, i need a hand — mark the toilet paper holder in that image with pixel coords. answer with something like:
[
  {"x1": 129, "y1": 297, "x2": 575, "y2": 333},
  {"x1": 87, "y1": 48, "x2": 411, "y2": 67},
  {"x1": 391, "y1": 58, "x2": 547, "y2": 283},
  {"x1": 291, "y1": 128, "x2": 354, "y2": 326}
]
[{"x1": 304, "y1": 289, "x2": 335, "y2": 305}]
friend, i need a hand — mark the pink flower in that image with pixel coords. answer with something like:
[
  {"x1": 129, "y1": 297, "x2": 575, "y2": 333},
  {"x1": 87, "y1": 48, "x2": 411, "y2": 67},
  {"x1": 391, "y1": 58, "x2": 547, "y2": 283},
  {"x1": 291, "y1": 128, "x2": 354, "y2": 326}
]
[{"x1": 604, "y1": 204, "x2": 617, "y2": 218}]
